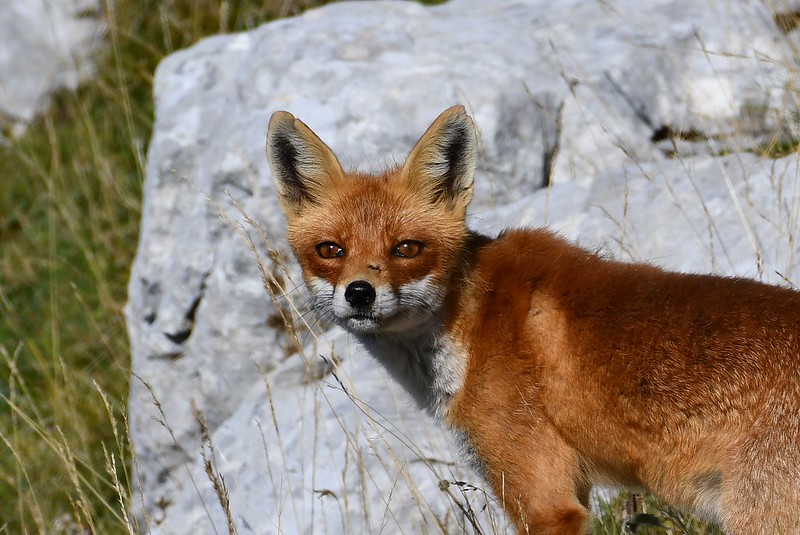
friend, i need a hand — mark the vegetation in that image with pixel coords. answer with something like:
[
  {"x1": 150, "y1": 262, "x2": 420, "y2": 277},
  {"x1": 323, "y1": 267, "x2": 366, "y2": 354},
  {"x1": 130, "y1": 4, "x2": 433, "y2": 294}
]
[
  {"x1": 594, "y1": 493, "x2": 723, "y2": 535},
  {"x1": 0, "y1": 1, "x2": 330, "y2": 533}
]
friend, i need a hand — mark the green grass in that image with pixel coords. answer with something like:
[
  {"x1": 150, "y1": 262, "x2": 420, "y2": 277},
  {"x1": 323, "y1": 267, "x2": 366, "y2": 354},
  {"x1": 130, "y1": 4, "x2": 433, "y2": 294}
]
[
  {"x1": 0, "y1": 1, "x2": 331, "y2": 533},
  {"x1": 594, "y1": 492, "x2": 723, "y2": 535}
]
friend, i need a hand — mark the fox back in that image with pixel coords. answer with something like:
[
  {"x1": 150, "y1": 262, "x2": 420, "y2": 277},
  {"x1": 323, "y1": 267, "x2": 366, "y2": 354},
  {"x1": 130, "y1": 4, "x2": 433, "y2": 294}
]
[{"x1": 267, "y1": 106, "x2": 800, "y2": 534}]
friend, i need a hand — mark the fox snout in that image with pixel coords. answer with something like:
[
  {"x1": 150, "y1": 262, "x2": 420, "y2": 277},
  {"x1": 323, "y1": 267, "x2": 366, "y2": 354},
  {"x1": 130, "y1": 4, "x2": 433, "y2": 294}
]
[
  {"x1": 303, "y1": 274, "x2": 445, "y2": 335},
  {"x1": 344, "y1": 280, "x2": 376, "y2": 308}
]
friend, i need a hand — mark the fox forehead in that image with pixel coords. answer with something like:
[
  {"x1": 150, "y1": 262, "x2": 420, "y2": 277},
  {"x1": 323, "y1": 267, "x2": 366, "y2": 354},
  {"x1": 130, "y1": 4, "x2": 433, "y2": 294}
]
[
  {"x1": 287, "y1": 172, "x2": 465, "y2": 251},
  {"x1": 285, "y1": 173, "x2": 469, "y2": 288}
]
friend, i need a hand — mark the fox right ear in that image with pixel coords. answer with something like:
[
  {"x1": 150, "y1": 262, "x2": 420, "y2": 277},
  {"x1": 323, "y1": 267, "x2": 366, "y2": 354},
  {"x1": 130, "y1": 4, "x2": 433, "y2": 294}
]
[
  {"x1": 401, "y1": 105, "x2": 477, "y2": 215},
  {"x1": 266, "y1": 111, "x2": 344, "y2": 216}
]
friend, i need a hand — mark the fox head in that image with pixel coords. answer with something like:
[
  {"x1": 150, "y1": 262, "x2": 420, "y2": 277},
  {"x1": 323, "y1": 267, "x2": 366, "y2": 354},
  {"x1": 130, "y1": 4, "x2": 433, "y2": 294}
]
[{"x1": 267, "y1": 106, "x2": 477, "y2": 335}]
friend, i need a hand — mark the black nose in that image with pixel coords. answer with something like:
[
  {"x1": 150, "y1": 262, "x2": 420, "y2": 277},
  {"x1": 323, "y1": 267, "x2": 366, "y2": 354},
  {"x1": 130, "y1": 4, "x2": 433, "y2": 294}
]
[{"x1": 344, "y1": 280, "x2": 376, "y2": 308}]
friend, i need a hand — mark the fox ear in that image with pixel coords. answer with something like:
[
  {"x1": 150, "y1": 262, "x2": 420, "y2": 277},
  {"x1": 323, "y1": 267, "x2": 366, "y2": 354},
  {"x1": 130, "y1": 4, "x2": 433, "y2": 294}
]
[
  {"x1": 401, "y1": 105, "x2": 477, "y2": 213},
  {"x1": 266, "y1": 111, "x2": 344, "y2": 216}
]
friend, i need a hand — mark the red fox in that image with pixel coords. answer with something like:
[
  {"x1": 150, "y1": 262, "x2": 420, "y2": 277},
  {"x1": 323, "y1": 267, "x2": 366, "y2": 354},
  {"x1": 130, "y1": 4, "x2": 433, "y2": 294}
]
[{"x1": 266, "y1": 106, "x2": 800, "y2": 534}]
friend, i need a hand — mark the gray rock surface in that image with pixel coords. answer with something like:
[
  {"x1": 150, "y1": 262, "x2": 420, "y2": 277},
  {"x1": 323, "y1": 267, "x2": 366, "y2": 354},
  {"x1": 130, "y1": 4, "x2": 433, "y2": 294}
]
[
  {"x1": 0, "y1": 0, "x2": 103, "y2": 136},
  {"x1": 125, "y1": 0, "x2": 800, "y2": 532}
]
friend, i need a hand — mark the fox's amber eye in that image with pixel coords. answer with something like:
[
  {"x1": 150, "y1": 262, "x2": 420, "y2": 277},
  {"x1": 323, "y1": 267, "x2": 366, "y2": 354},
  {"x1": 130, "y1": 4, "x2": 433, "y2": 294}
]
[
  {"x1": 393, "y1": 240, "x2": 423, "y2": 258},
  {"x1": 316, "y1": 242, "x2": 345, "y2": 259}
]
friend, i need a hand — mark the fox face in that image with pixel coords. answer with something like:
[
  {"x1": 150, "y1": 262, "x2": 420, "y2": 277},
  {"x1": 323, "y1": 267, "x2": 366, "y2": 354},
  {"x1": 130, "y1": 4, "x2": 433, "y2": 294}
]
[
  {"x1": 267, "y1": 106, "x2": 477, "y2": 335},
  {"x1": 297, "y1": 203, "x2": 450, "y2": 334}
]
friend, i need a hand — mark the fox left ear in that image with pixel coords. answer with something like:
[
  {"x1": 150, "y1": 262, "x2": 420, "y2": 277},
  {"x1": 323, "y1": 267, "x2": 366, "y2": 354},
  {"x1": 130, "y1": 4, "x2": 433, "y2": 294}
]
[
  {"x1": 266, "y1": 111, "x2": 345, "y2": 218},
  {"x1": 401, "y1": 105, "x2": 477, "y2": 214}
]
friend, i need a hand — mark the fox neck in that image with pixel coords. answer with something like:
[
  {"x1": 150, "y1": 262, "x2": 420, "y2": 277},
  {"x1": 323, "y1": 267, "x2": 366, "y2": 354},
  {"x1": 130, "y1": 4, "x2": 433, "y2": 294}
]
[
  {"x1": 355, "y1": 317, "x2": 464, "y2": 419},
  {"x1": 354, "y1": 231, "x2": 488, "y2": 419}
]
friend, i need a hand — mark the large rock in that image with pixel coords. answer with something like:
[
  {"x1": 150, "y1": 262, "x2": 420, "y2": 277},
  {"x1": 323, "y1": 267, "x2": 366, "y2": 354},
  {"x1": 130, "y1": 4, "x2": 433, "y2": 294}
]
[
  {"x1": 0, "y1": 0, "x2": 103, "y2": 137},
  {"x1": 125, "y1": 0, "x2": 799, "y2": 532}
]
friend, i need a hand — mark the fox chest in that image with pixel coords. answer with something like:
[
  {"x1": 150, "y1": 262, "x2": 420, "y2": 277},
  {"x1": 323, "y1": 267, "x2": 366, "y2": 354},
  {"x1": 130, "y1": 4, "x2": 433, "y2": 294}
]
[{"x1": 359, "y1": 332, "x2": 470, "y2": 419}]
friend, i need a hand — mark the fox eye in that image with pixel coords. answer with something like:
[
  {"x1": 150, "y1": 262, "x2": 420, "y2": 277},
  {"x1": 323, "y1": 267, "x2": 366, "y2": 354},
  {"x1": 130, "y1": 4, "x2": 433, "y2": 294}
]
[
  {"x1": 393, "y1": 240, "x2": 423, "y2": 258},
  {"x1": 316, "y1": 242, "x2": 345, "y2": 259}
]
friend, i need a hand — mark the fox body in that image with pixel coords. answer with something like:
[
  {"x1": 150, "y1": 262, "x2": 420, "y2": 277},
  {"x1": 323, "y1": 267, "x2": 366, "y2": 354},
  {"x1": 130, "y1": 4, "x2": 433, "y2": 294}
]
[{"x1": 266, "y1": 106, "x2": 800, "y2": 534}]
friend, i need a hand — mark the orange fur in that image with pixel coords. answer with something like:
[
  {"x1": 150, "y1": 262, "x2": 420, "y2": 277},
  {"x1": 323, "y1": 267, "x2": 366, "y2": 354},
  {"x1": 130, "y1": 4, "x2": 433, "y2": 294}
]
[{"x1": 267, "y1": 106, "x2": 800, "y2": 534}]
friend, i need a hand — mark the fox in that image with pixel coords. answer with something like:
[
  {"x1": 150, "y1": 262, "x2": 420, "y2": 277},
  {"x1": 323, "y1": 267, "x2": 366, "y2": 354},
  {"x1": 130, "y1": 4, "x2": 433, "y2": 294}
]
[{"x1": 266, "y1": 105, "x2": 800, "y2": 534}]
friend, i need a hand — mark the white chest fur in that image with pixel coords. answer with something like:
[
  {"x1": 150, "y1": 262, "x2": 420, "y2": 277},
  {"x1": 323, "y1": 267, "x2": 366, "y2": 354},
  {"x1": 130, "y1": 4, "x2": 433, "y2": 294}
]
[{"x1": 356, "y1": 328, "x2": 468, "y2": 419}]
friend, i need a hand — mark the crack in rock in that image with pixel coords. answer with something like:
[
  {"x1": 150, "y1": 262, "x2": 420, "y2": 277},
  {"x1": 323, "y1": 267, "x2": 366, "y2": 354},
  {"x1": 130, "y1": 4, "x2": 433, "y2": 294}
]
[
  {"x1": 163, "y1": 270, "x2": 209, "y2": 346},
  {"x1": 540, "y1": 99, "x2": 565, "y2": 189}
]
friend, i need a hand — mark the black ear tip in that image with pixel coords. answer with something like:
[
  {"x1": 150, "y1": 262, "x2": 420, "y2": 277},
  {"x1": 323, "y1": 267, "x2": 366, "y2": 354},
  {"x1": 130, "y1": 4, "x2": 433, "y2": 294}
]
[
  {"x1": 438, "y1": 105, "x2": 466, "y2": 123},
  {"x1": 267, "y1": 111, "x2": 297, "y2": 135},
  {"x1": 267, "y1": 112, "x2": 300, "y2": 162},
  {"x1": 269, "y1": 110, "x2": 295, "y2": 123},
  {"x1": 440, "y1": 106, "x2": 475, "y2": 137}
]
